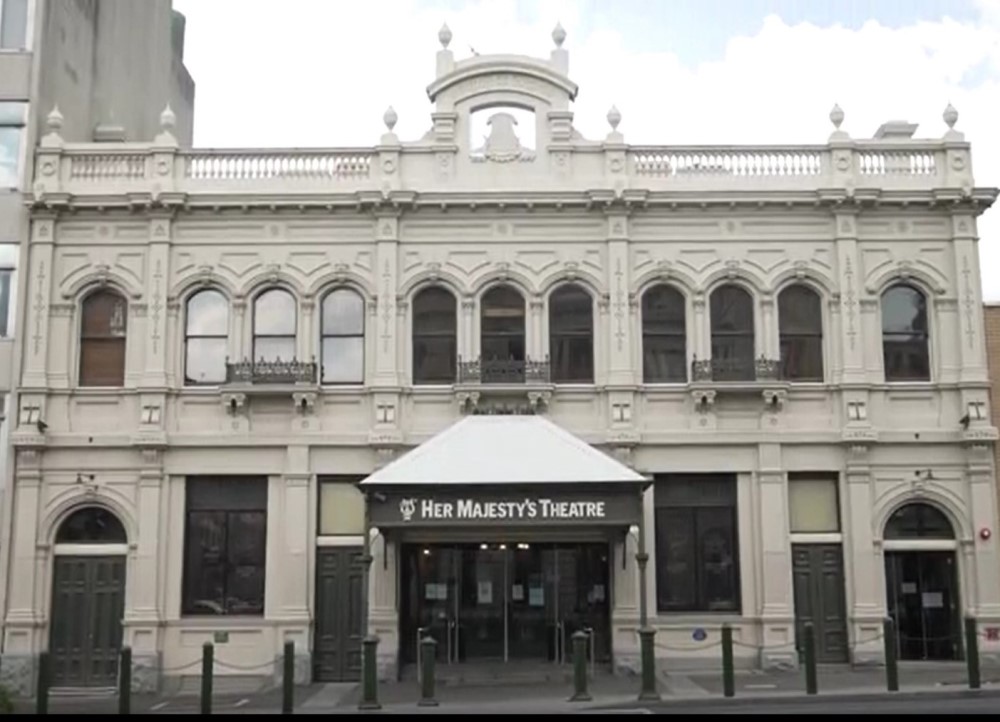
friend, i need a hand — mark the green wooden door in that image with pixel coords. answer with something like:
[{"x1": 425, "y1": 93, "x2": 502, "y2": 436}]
[
  {"x1": 49, "y1": 555, "x2": 126, "y2": 687},
  {"x1": 313, "y1": 547, "x2": 365, "y2": 681}
]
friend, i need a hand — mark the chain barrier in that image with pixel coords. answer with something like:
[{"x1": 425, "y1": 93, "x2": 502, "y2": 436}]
[
  {"x1": 158, "y1": 658, "x2": 204, "y2": 674},
  {"x1": 212, "y1": 658, "x2": 281, "y2": 672}
]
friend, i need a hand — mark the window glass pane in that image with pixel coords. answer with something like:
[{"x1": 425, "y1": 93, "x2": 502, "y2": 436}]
[
  {"x1": 79, "y1": 338, "x2": 126, "y2": 386},
  {"x1": 322, "y1": 289, "x2": 364, "y2": 335},
  {"x1": 319, "y1": 483, "x2": 366, "y2": 535},
  {"x1": 883, "y1": 338, "x2": 930, "y2": 381},
  {"x1": 55, "y1": 507, "x2": 127, "y2": 543},
  {"x1": 253, "y1": 289, "x2": 296, "y2": 335},
  {"x1": 550, "y1": 333, "x2": 593, "y2": 382},
  {"x1": 481, "y1": 334, "x2": 524, "y2": 362},
  {"x1": 322, "y1": 336, "x2": 364, "y2": 383},
  {"x1": 882, "y1": 285, "x2": 927, "y2": 334},
  {"x1": 481, "y1": 286, "x2": 525, "y2": 335},
  {"x1": 0, "y1": 0, "x2": 28, "y2": 49},
  {"x1": 549, "y1": 285, "x2": 593, "y2": 334},
  {"x1": 187, "y1": 477, "x2": 268, "y2": 511},
  {"x1": 184, "y1": 510, "x2": 227, "y2": 615},
  {"x1": 0, "y1": 126, "x2": 21, "y2": 188},
  {"x1": 885, "y1": 503, "x2": 954, "y2": 539},
  {"x1": 254, "y1": 336, "x2": 295, "y2": 362},
  {"x1": 779, "y1": 285, "x2": 822, "y2": 335},
  {"x1": 780, "y1": 335, "x2": 824, "y2": 381},
  {"x1": 413, "y1": 287, "x2": 456, "y2": 335},
  {"x1": 82, "y1": 291, "x2": 127, "y2": 337},
  {"x1": 656, "y1": 508, "x2": 697, "y2": 611},
  {"x1": 710, "y1": 285, "x2": 753, "y2": 332},
  {"x1": 187, "y1": 290, "x2": 229, "y2": 335},
  {"x1": 414, "y1": 335, "x2": 456, "y2": 384},
  {"x1": 789, "y1": 477, "x2": 840, "y2": 533},
  {"x1": 0, "y1": 269, "x2": 10, "y2": 337},
  {"x1": 186, "y1": 337, "x2": 227, "y2": 384},
  {"x1": 642, "y1": 285, "x2": 685, "y2": 334},
  {"x1": 643, "y1": 334, "x2": 686, "y2": 383},
  {"x1": 698, "y1": 507, "x2": 739, "y2": 611}
]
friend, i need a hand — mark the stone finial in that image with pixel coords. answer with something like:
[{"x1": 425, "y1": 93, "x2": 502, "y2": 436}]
[
  {"x1": 439, "y1": 23, "x2": 452, "y2": 49},
  {"x1": 943, "y1": 102, "x2": 958, "y2": 129},
  {"x1": 160, "y1": 104, "x2": 177, "y2": 131},
  {"x1": 552, "y1": 22, "x2": 566, "y2": 47},
  {"x1": 46, "y1": 106, "x2": 64, "y2": 134},
  {"x1": 607, "y1": 105, "x2": 621, "y2": 131},
  {"x1": 829, "y1": 103, "x2": 844, "y2": 129},
  {"x1": 383, "y1": 106, "x2": 398, "y2": 132}
]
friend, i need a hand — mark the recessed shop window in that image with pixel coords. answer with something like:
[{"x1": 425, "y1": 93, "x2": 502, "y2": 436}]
[
  {"x1": 318, "y1": 477, "x2": 365, "y2": 535},
  {"x1": 654, "y1": 474, "x2": 740, "y2": 613},
  {"x1": 788, "y1": 473, "x2": 840, "y2": 533},
  {"x1": 182, "y1": 477, "x2": 267, "y2": 617}
]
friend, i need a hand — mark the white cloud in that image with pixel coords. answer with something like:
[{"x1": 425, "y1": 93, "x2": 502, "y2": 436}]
[{"x1": 174, "y1": 0, "x2": 1000, "y2": 298}]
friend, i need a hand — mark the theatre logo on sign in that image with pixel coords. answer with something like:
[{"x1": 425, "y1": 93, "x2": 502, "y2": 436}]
[{"x1": 397, "y1": 497, "x2": 607, "y2": 522}]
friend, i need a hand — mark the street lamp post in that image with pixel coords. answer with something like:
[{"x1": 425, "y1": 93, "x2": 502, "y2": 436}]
[
  {"x1": 635, "y1": 485, "x2": 660, "y2": 701},
  {"x1": 358, "y1": 491, "x2": 380, "y2": 710}
]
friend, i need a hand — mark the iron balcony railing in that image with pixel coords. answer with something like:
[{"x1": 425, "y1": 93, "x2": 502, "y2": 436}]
[
  {"x1": 225, "y1": 358, "x2": 318, "y2": 385},
  {"x1": 691, "y1": 355, "x2": 781, "y2": 383},
  {"x1": 457, "y1": 356, "x2": 551, "y2": 384}
]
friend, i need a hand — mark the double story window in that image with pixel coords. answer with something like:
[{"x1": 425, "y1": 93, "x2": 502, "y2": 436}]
[
  {"x1": 881, "y1": 283, "x2": 930, "y2": 381},
  {"x1": 185, "y1": 289, "x2": 229, "y2": 384},
  {"x1": 79, "y1": 289, "x2": 128, "y2": 387},
  {"x1": 252, "y1": 289, "x2": 296, "y2": 362},
  {"x1": 642, "y1": 284, "x2": 687, "y2": 383},
  {"x1": 710, "y1": 285, "x2": 755, "y2": 381},
  {"x1": 778, "y1": 284, "x2": 823, "y2": 381},
  {"x1": 549, "y1": 284, "x2": 594, "y2": 383},
  {"x1": 321, "y1": 288, "x2": 364, "y2": 384},
  {"x1": 412, "y1": 286, "x2": 457, "y2": 384}
]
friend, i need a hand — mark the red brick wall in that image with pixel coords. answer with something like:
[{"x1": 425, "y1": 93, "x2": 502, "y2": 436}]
[{"x1": 984, "y1": 306, "x2": 1000, "y2": 527}]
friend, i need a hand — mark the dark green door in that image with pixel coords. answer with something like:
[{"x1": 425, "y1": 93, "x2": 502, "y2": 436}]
[
  {"x1": 49, "y1": 555, "x2": 126, "y2": 687},
  {"x1": 314, "y1": 547, "x2": 364, "y2": 681},
  {"x1": 792, "y1": 544, "x2": 848, "y2": 663}
]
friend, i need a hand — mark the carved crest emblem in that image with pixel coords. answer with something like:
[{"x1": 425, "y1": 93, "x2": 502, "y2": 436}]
[
  {"x1": 400, "y1": 498, "x2": 417, "y2": 522},
  {"x1": 474, "y1": 112, "x2": 535, "y2": 163}
]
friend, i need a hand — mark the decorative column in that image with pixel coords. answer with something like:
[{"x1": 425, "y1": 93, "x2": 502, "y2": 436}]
[
  {"x1": 759, "y1": 292, "x2": 776, "y2": 360},
  {"x1": 0, "y1": 449, "x2": 44, "y2": 695},
  {"x1": 757, "y1": 444, "x2": 795, "y2": 668},
  {"x1": 22, "y1": 216, "x2": 56, "y2": 389},
  {"x1": 529, "y1": 295, "x2": 545, "y2": 365},
  {"x1": 279, "y1": 463, "x2": 312, "y2": 683},
  {"x1": 373, "y1": 215, "x2": 400, "y2": 387},
  {"x1": 607, "y1": 215, "x2": 634, "y2": 387},
  {"x1": 952, "y1": 213, "x2": 988, "y2": 383},
  {"x1": 127, "y1": 449, "x2": 165, "y2": 692},
  {"x1": 844, "y1": 443, "x2": 883, "y2": 665},
  {"x1": 231, "y1": 297, "x2": 247, "y2": 362},
  {"x1": 692, "y1": 293, "x2": 708, "y2": 362},
  {"x1": 299, "y1": 295, "x2": 316, "y2": 368},
  {"x1": 461, "y1": 295, "x2": 476, "y2": 362},
  {"x1": 834, "y1": 211, "x2": 863, "y2": 386}
]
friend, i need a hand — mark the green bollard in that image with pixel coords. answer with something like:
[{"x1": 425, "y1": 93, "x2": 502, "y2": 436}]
[
  {"x1": 36, "y1": 651, "x2": 50, "y2": 715},
  {"x1": 883, "y1": 617, "x2": 898, "y2": 692},
  {"x1": 119, "y1": 646, "x2": 132, "y2": 714},
  {"x1": 358, "y1": 635, "x2": 381, "y2": 710},
  {"x1": 803, "y1": 622, "x2": 817, "y2": 695},
  {"x1": 201, "y1": 642, "x2": 213, "y2": 715},
  {"x1": 965, "y1": 617, "x2": 981, "y2": 690},
  {"x1": 282, "y1": 641, "x2": 295, "y2": 714},
  {"x1": 638, "y1": 627, "x2": 660, "y2": 701},
  {"x1": 418, "y1": 635, "x2": 439, "y2": 707},
  {"x1": 721, "y1": 624, "x2": 735, "y2": 698},
  {"x1": 569, "y1": 631, "x2": 592, "y2": 702}
]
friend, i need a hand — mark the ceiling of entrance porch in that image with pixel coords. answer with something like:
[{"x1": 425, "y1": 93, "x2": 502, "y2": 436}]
[{"x1": 361, "y1": 416, "x2": 645, "y2": 486}]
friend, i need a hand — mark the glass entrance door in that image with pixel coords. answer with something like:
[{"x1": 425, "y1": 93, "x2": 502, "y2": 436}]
[{"x1": 400, "y1": 542, "x2": 611, "y2": 666}]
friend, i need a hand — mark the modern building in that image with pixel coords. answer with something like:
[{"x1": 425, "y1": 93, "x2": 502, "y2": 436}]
[
  {"x1": 2, "y1": 22, "x2": 999, "y2": 694},
  {"x1": 0, "y1": 0, "x2": 193, "y2": 693}
]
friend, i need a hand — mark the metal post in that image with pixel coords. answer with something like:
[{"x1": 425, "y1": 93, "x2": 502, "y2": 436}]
[
  {"x1": 803, "y1": 622, "x2": 817, "y2": 695},
  {"x1": 965, "y1": 617, "x2": 980, "y2": 690},
  {"x1": 358, "y1": 636, "x2": 381, "y2": 710},
  {"x1": 570, "y1": 631, "x2": 592, "y2": 702},
  {"x1": 36, "y1": 651, "x2": 50, "y2": 716},
  {"x1": 418, "y1": 635, "x2": 439, "y2": 707},
  {"x1": 119, "y1": 646, "x2": 132, "y2": 714},
  {"x1": 201, "y1": 642, "x2": 213, "y2": 715},
  {"x1": 282, "y1": 641, "x2": 295, "y2": 714},
  {"x1": 721, "y1": 624, "x2": 735, "y2": 698},
  {"x1": 883, "y1": 617, "x2": 898, "y2": 692},
  {"x1": 635, "y1": 492, "x2": 661, "y2": 702}
]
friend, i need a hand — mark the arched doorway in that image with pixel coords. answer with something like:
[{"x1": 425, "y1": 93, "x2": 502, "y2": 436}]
[
  {"x1": 49, "y1": 506, "x2": 128, "y2": 687},
  {"x1": 883, "y1": 503, "x2": 961, "y2": 661}
]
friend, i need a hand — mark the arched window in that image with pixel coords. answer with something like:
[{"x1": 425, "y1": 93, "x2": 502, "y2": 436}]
[
  {"x1": 79, "y1": 289, "x2": 128, "y2": 387},
  {"x1": 321, "y1": 288, "x2": 364, "y2": 384},
  {"x1": 642, "y1": 285, "x2": 686, "y2": 383},
  {"x1": 253, "y1": 289, "x2": 296, "y2": 362},
  {"x1": 185, "y1": 289, "x2": 229, "y2": 385},
  {"x1": 412, "y1": 286, "x2": 456, "y2": 384},
  {"x1": 549, "y1": 284, "x2": 594, "y2": 383},
  {"x1": 881, "y1": 284, "x2": 929, "y2": 382},
  {"x1": 56, "y1": 507, "x2": 127, "y2": 544},
  {"x1": 778, "y1": 284, "x2": 823, "y2": 381},
  {"x1": 885, "y1": 503, "x2": 954, "y2": 540},
  {"x1": 710, "y1": 285, "x2": 755, "y2": 381},
  {"x1": 480, "y1": 285, "x2": 525, "y2": 382}
]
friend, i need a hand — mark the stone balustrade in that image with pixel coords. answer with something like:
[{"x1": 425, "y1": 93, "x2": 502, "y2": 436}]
[{"x1": 28, "y1": 103, "x2": 976, "y2": 203}]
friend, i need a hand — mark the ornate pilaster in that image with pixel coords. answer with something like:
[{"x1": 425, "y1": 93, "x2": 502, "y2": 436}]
[
  {"x1": 834, "y1": 211, "x2": 864, "y2": 385},
  {"x1": 142, "y1": 214, "x2": 172, "y2": 386},
  {"x1": 374, "y1": 215, "x2": 399, "y2": 385},
  {"x1": 607, "y1": 215, "x2": 633, "y2": 386},
  {"x1": 23, "y1": 216, "x2": 56, "y2": 389}
]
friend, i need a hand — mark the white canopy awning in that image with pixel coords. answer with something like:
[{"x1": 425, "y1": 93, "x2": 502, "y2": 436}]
[{"x1": 361, "y1": 415, "x2": 645, "y2": 486}]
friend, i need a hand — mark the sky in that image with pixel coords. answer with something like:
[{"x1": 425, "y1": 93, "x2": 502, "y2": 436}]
[{"x1": 172, "y1": 0, "x2": 1000, "y2": 298}]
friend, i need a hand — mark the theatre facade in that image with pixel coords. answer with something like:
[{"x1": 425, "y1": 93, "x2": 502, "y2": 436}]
[{"x1": 2, "y1": 24, "x2": 1000, "y2": 693}]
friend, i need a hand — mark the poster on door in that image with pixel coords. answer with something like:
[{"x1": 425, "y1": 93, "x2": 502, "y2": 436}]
[{"x1": 478, "y1": 581, "x2": 493, "y2": 604}]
